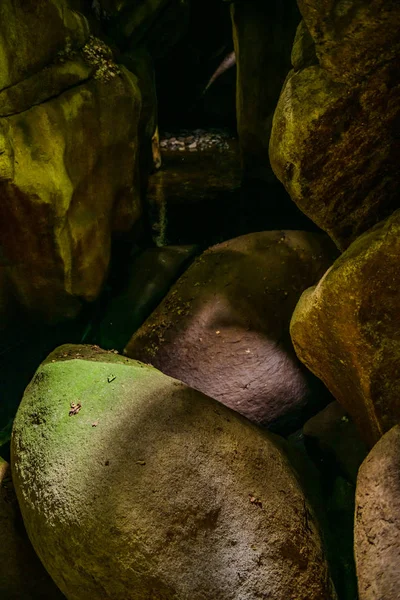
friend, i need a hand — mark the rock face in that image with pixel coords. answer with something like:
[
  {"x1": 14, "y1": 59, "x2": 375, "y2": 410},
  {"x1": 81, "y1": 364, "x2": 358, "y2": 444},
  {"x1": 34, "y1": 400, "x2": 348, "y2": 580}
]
[
  {"x1": 355, "y1": 425, "x2": 400, "y2": 600},
  {"x1": 297, "y1": 0, "x2": 400, "y2": 84},
  {"x1": 125, "y1": 231, "x2": 337, "y2": 433},
  {"x1": 290, "y1": 210, "x2": 400, "y2": 448},
  {"x1": 270, "y1": 0, "x2": 400, "y2": 251},
  {"x1": 0, "y1": 458, "x2": 65, "y2": 599},
  {"x1": 0, "y1": 11, "x2": 143, "y2": 322},
  {"x1": 231, "y1": 0, "x2": 301, "y2": 181},
  {"x1": 12, "y1": 344, "x2": 336, "y2": 600}
]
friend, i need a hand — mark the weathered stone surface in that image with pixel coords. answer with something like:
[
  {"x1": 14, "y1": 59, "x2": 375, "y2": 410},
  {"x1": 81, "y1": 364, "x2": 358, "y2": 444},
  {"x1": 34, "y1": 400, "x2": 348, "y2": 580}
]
[
  {"x1": 355, "y1": 425, "x2": 400, "y2": 600},
  {"x1": 0, "y1": 458, "x2": 65, "y2": 599},
  {"x1": 125, "y1": 231, "x2": 337, "y2": 433},
  {"x1": 291, "y1": 20, "x2": 318, "y2": 72},
  {"x1": 270, "y1": 61, "x2": 400, "y2": 250},
  {"x1": 95, "y1": 245, "x2": 198, "y2": 351},
  {"x1": 297, "y1": 0, "x2": 400, "y2": 84},
  {"x1": 231, "y1": 0, "x2": 300, "y2": 181},
  {"x1": 0, "y1": 65, "x2": 142, "y2": 321},
  {"x1": 0, "y1": 0, "x2": 89, "y2": 91},
  {"x1": 303, "y1": 402, "x2": 368, "y2": 484},
  {"x1": 290, "y1": 210, "x2": 400, "y2": 448},
  {"x1": 11, "y1": 344, "x2": 336, "y2": 600}
]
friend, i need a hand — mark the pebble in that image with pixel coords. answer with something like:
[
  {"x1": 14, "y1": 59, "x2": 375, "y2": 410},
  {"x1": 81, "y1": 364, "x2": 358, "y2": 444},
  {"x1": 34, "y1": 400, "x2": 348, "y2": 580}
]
[{"x1": 158, "y1": 128, "x2": 234, "y2": 152}]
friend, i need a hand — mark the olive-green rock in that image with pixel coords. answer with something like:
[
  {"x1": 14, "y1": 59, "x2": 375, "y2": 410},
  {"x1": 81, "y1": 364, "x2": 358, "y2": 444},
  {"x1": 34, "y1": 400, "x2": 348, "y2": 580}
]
[
  {"x1": 12, "y1": 344, "x2": 336, "y2": 600},
  {"x1": 297, "y1": 0, "x2": 400, "y2": 84},
  {"x1": 231, "y1": 0, "x2": 300, "y2": 181},
  {"x1": 0, "y1": 0, "x2": 89, "y2": 91},
  {"x1": 270, "y1": 61, "x2": 399, "y2": 250},
  {"x1": 290, "y1": 210, "x2": 400, "y2": 448},
  {"x1": 0, "y1": 63, "x2": 142, "y2": 321},
  {"x1": 0, "y1": 458, "x2": 65, "y2": 599}
]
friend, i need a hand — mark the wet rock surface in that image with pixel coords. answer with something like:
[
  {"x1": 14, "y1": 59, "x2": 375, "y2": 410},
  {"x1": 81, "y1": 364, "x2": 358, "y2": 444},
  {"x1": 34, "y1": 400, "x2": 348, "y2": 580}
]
[
  {"x1": 11, "y1": 344, "x2": 336, "y2": 600},
  {"x1": 125, "y1": 230, "x2": 337, "y2": 433},
  {"x1": 355, "y1": 425, "x2": 400, "y2": 600}
]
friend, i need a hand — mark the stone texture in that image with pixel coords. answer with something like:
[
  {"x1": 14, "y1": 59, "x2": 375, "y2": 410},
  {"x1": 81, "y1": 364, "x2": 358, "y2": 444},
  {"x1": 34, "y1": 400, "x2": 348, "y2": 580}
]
[
  {"x1": 0, "y1": 62, "x2": 142, "y2": 322},
  {"x1": 125, "y1": 231, "x2": 337, "y2": 433},
  {"x1": 355, "y1": 425, "x2": 400, "y2": 600},
  {"x1": 231, "y1": 0, "x2": 301, "y2": 181},
  {"x1": 0, "y1": 0, "x2": 89, "y2": 91},
  {"x1": 0, "y1": 458, "x2": 65, "y2": 599},
  {"x1": 303, "y1": 402, "x2": 368, "y2": 484},
  {"x1": 290, "y1": 210, "x2": 400, "y2": 448},
  {"x1": 297, "y1": 0, "x2": 400, "y2": 84},
  {"x1": 269, "y1": 61, "x2": 400, "y2": 250},
  {"x1": 291, "y1": 20, "x2": 318, "y2": 72},
  {"x1": 11, "y1": 344, "x2": 336, "y2": 600}
]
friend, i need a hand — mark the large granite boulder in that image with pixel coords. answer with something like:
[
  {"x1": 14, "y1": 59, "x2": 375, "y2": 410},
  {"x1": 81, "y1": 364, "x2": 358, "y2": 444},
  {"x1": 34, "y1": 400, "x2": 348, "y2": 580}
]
[
  {"x1": 230, "y1": 0, "x2": 300, "y2": 181},
  {"x1": 297, "y1": 0, "x2": 400, "y2": 84},
  {"x1": 125, "y1": 231, "x2": 337, "y2": 433},
  {"x1": 290, "y1": 210, "x2": 400, "y2": 448},
  {"x1": 0, "y1": 28, "x2": 143, "y2": 322},
  {"x1": 11, "y1": 344, "x2": 336, "y2": 600},
  {"x1": 355, "y1": 425, "x2": 400, "y2": 600},
  {"x1": 0, "y1": 458, "x2": 65, "y2": 599},
  {"x1": 269, "y1": 58, "x2": 399, "y2": 250}
]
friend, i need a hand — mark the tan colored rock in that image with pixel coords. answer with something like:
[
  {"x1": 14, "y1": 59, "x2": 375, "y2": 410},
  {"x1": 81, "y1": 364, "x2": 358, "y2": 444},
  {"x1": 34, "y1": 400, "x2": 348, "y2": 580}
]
[
  {"x1": 270, "y1": 61, "x2": 399, "y2": 249},
  {"x1": 12, "y1": 344, "x2": 336, "y2": 600},
  {"x1": 0, "y1": 0, "x2": 89, "y2": 91},
  {"x1": 125, "y1": 231, "x2": 337, "y2": 433},
  {"x1": 297, "y1": 0, "x2": 400, "y2": 84},
  {"x1": 355, "y1": 425, "x2": 400, "y2": 600},
  {"x1": 0, "y1": 64, "x2": 142, "y2": 321},
  {"x1": 0, "y1": 458, "x2": 65, "y2": 599},
  {"x1": 290, "y1": 210, "x2": 400, "y2": 447},
  {"x1": 231, "y1": 0, "x2": 301, "y2": 181}
]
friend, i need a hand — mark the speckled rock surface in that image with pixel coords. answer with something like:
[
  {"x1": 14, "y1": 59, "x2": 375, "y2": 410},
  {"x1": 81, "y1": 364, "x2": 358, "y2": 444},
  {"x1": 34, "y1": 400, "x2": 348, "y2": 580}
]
[
  {"x1": 290, "y1": 210, "x2": 400, "y2": 448},
  {"x1": 297, "y1": 0, "x2": 400, "y2": 84},
  {"x1": 125, "y1": 231, "x2": 337, "y2": 433},
  {"x1": 11, "y1": 344, "x2": 336, "y2": 600},
  {"x1": 0, "y1": 458, "x2": 65, "y2": 599},
  {"x1": 269, "y1": 61, "x2": 399, "y2": 250},
  {"x1": 355, "y1": 425, "x2": 400, "y2": 600}
]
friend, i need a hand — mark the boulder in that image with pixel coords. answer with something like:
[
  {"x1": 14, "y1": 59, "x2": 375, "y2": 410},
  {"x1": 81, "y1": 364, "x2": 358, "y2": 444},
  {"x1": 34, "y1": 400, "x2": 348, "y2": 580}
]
[
  {"x1": 11, "y1": 344, "x2": 336, "y2": 600},
  {"x1": 0, "y1": 0, "x2": 89, "y2": 91},
  {"x1": 269, "y1": 61, "x2": 400, "y2": 250},
  {"x1": 355, "y1": 425, "x2": 400, "y2": 600},
  {"x1": 125, "y1": 231, "x2": 337, "y2": 433},
  {"x1": 0, "y1": 43, "x2": 143, "y2": 321},
  {"x1": 0, "y1": 458, "x2": 65, "y2": 599},
  {"x1": 297, "y1": 0, "x2": 400, "y2": 84},
  {"x1": 230, "y1": 0, "x2": 301, "y2": 181},
  {"x1": 290, "y1": 210, "x2": 400, "y2": 448}
]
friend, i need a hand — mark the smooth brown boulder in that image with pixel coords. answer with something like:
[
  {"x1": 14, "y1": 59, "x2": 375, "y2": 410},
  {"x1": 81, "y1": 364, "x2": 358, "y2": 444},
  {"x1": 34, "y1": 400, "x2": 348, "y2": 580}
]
[
  {"x1": 11, "y1": 344, "x2": 336, "y2": 600},
  {"x1": 291, "y1": 210, "x2": 400, "y2": 447},
  {"x1": 297, "y1": 0, "x2": 400, "y2": 84},
  {"x1": 125, "y1": 231, "x2": 337, "y2": 433},
  {"x1": 270, "y1": 60, "x2": 399, "y2": 250},
  {"x1": 355, "y1": 425, "x2": 400, "y2": 600}
]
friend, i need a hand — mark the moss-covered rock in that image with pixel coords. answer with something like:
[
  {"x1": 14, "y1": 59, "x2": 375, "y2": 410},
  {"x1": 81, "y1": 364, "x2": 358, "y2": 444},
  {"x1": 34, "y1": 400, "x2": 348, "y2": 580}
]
[
  {"x1": 0, "y1": 0, "x2": 89, "y2": 91},
  {"x1": 125, "y1": 231, "x2": 337, "y2": 433},
  {"x1": 270, "y1": 60, "x2": 399, "y2": 249},
  {"x1": 297, "y1": 0, "x2": 400, "y2": 84},
  {"x1": 11, "y1": 344, "x2": 336, "y2": 600},
  {"x1": 0, "y1": 65, "x2": 142, "y2": 321},
  {"x1": 290, "y1": 210, "x2": 400, "y2": 448},
  {"x1": 0, "y1": 458, "x2": 65, "y2": 599},
  {"x1": 231, "y1": 0, "x2": 300, "y2": 181}
]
